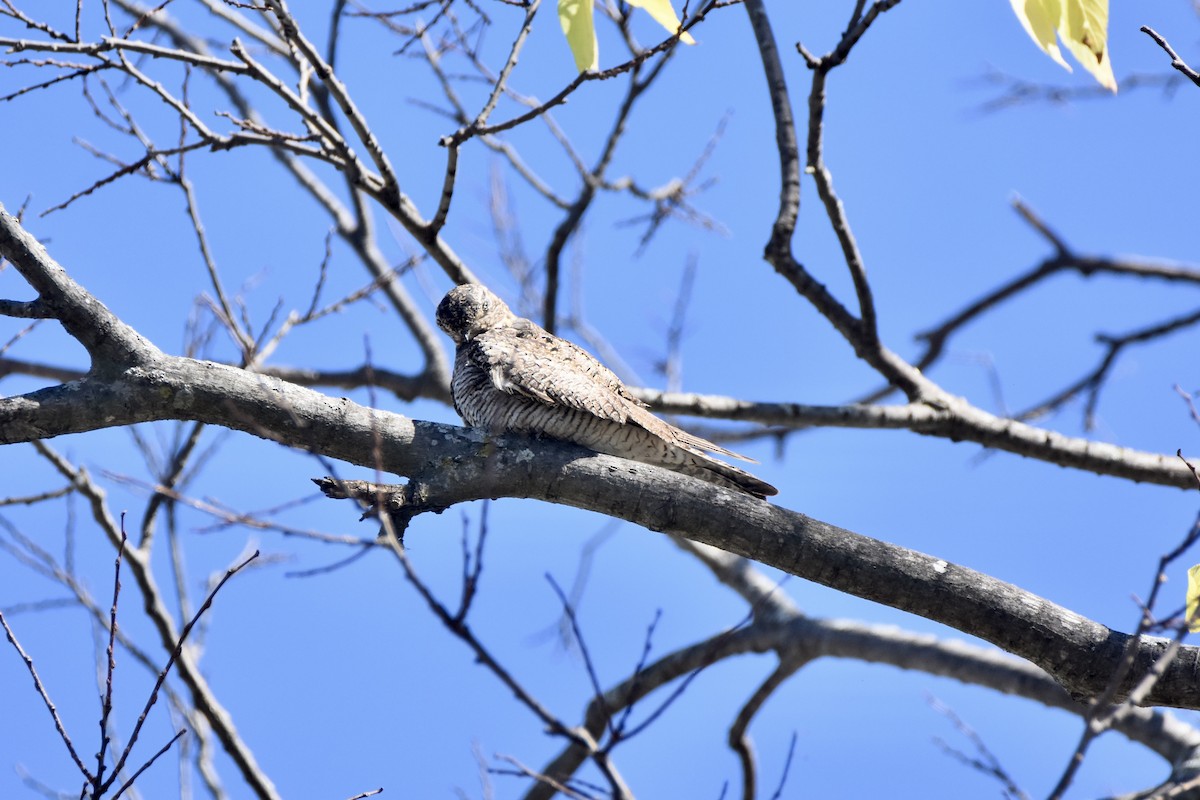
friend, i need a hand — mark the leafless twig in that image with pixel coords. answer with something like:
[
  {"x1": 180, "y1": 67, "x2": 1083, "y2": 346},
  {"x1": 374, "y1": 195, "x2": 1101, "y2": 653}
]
[{"x1": 1142, "y1": 26, "x2": 1200, "y2": 88}]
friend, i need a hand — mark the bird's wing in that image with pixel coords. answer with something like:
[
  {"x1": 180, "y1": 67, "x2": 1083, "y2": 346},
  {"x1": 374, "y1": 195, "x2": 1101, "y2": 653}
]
[
  {"x1": 468, "y1": 326, "x2": 633, "y2": 424},
  {"x1": 623, "y1": 403, "x2": 758, "y2": 463},
  {"x1": 468, "y1": 325, "x2": 760, "y2": 463}
]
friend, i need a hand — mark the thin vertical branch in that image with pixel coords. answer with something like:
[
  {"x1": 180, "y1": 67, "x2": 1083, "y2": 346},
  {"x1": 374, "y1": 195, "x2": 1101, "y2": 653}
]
[
  {"x1": 743, "y1": 0, "x2": 800, "y2": 254},
  {"x1": 104, "y1": 550, "x2": 260, "y2": 792},
  {"x1": 93, "y1": 525, "x2": 129, "y2": 793}
]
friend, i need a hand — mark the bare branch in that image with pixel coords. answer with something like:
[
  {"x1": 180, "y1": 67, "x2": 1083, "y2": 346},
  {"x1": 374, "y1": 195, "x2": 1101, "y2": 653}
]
[
  {"x1": 913, "y1": 200, "x2": 1200, "y2": 378},
  {"x1": 742, "y1": 0, "x2": 799, "y2": 254},
  {"x1": 1142, "y1": 26, "x2": 1200, "y2": 88},
  {"x1": 111, "y1": 728, "x2": 187, "y2": 800},
  {"x1": 0, "y1": 609, "x2": 91, "y2": 779},
  {"x1": 1017, "y1": 306, "x2": 1200, "y2": 428},
  {"x1": 635, "y1": 389, "x2": 1197, "y2": 489},
  {"x1": 0, "y1": 203, "x2": 161, "y2": 368},
  {"x1": 105, "y1": 550, "x2": 260, "y2": 792},
  {"x1": 0, "y1": 483, "x2": 73, "y2": 506},
  {"x1": 798, "y1": 1, "x2": 903, "y2": 345},
  {"x1": 92, "y1": 527, "x2": 128, "y2": 794},
  {"x1": 24, "y1": 441, "x2": 281, "y2": 799},
  {"x1": 376, "y1": 511, "x2": 601, "y2": 755},
  {"x1": 931, "y1": 696, "x2": 1030, "y2": 800},
  {"x1": 728, "y1": 657, "x2": 806, "y2": 800},
  {"x1": 0, "y1": 34, "x2": 251, "y2": 73}
]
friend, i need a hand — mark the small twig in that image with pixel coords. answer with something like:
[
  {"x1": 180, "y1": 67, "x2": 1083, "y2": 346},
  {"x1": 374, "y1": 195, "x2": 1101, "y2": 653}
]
[
  {"x1": 428, "y1": 0, "x2": 541, "y2": 234},
  {"x1": 659, "y1": 257, "x2": 696, "y2": 393},
  {"x1": 610, "y1": 610, "x2": 662, "y2": 739},
  {"x1": 494, "y1": 755, "x2": 591, "y2": 800},
  {"x1": 1141, "y1": 26, "x2": 1200, "y2": 88},
  {"x1": 376, "y1": 509, "x2": 600, "y2": 765},
  {"x1": 803, "y1": 61, "x2": 877, "y2": 343},
  {"x1": 546, "y1": 574, "x2": 616, "y2": 739},
  {"x1": 0, "y1": 484, "x2": 74, "y2": 507},
  {"x1": 137, "y1": 420, "x2": 208, "y2": 550},
  {"x1": 284, "y1": 543, "x2": 375, "y2": 578},
  {"x1": 972, "y1": 66, "x2": 1182, "y2": 113},
  {"x1": 453, "y1": 501, "x2": 489, "y2": 623},
  {"x1": 619, "y1": 607, "x2": 756, "y2": 743},
  {"x1": 1179, "y1": 449, "x2": 1200, "y2": 490},
  {"x1": 1011, "y1": 197, "x2": 1067, "y2": 254},
  {"x1": 111, "y1": 470, "x2": 361, "y2": 544},
  {"x1": 439, "y1": 1, "x2": 721, "y2": 149},
  {"x1": 1015, "y1": 306, "x2": 1200, "y2": 429},
  {"x1": 931, "y1": 695, "x2": 1030, "y2": 799},
  {"x1": 0, "y1": 608, "x2": 91, "y2": 779},
  {"x1": 177, "y1": 169, "x2": 254, "y2": 357},
  {"x1": 111, "y1": 728, "x2": 187, "y2": 800},
  {"x1": 93, "y1": 523, "x2": 129, "y2": 793},
  {"x1": 766, "y1": 732, "x2": 798, "y2": 800},
  {"x1": 261, "y1": 0, "x2": 402, "y2": 193},
  {"x1": 1176, "y1": 387, "x2": 1200, "y2": 429},
  {"x1": 344, "y1": 788, "x2": 385, "y2": 800},
  {"x1": 41, "y1": 139, "x2": 211, "y2": 216},
  {"x1": 912, "y1": 200, "x2": 1200, "y2": 384},
  {"x1": 0, "y1": 61, "x2": 115, "y2": 103},
  {"x1": 103, "y1": 550, "x2": 260, "y2": 790}
]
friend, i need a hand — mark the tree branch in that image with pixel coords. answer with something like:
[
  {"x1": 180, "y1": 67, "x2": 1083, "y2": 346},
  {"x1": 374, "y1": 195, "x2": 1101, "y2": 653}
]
[
  {"x1": 1141, "y1": 26, "x2": 1200, "y2": 88},
  {"x1": 0, "y1": 206, "x2": 160, "y2": 372}
]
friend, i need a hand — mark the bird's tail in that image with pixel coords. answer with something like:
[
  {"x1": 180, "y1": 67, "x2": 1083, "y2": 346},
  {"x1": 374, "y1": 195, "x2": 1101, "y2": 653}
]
[
  {"x1": 626, "y1": 405, "x2": 778, "y2": 498},
  {"x1": 683, "y1": 457, "x2": 778, "y2": 499}
]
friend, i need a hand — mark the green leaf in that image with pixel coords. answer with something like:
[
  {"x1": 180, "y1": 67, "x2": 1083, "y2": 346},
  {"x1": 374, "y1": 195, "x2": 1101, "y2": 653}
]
[
  {"x1": 1007, "y1": 0, "x2": 1116, "y2": 92},
  {"x1": 559, "y1": 0, "x2": 598, "y2": 72}
]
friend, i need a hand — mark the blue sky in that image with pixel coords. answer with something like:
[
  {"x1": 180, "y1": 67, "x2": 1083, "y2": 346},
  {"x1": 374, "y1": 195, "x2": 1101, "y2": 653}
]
[{"x1": 3, "y1": 1, "x2": 1200, "y2": 797}]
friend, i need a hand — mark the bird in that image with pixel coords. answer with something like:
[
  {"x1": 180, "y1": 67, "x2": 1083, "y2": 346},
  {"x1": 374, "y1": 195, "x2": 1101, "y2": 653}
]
[{"x1": 435, "y1": 284, "x2": 778, "y2": 499}]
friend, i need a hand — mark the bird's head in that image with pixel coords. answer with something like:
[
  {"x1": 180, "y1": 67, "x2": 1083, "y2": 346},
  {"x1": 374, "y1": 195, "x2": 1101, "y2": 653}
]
[{"x1": 436, "y1": 284, "x2": 513, "y2": 343}]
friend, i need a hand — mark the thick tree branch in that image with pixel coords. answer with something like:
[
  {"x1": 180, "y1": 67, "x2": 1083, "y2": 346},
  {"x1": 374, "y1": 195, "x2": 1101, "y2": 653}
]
[
  {"x1": 5, "y1": 340, "x2": 1187, "y2": 487},
  {"x1": 528, "y1": 613, "x2": 1200, "y2": 799},
  {"x1": 3, "y1": 140, "x2": 1200, "y2": 758},
  {"x1": 6, "y1": 344, "x2": 1198, "y2": 708},
  {"x1": 0, "y1": 206, "x2": 160, "y2": 372},
  {"x1": 4, "y1": 3, "x2": 1196, "y2": 797}
]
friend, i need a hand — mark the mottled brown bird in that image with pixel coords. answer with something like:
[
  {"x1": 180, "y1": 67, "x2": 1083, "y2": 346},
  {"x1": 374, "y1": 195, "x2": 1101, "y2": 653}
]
[{"x1": 435, "y1": 284, "x2": 777, "y2": 499}]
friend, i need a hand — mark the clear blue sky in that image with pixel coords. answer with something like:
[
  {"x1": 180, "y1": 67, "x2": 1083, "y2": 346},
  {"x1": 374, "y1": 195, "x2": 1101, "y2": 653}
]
[{"x1": 2, "y1": 1, "x2": 1200, "y2": 797}]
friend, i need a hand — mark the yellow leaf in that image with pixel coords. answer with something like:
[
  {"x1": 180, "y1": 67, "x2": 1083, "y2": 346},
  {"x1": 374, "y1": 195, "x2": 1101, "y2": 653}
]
[
  {"x1": 1187, "y1": 564, "x2": 1200, "y2": 632},
  {"x1": 558, "y1": 0, "x2": 598, "y2": 72},
  {"x1": 1009, "y1": 0, "x2": 1070, "y2": 71},
  {"x1": 1059, "y1": 0, "x2": 1116, "y2": 92},
  {"x1": 626, "y1": 0, "x2": 697, "y2": 45},
  {"x1": 1007, "y1": 0, "x2": 1116, "y2": 92}
]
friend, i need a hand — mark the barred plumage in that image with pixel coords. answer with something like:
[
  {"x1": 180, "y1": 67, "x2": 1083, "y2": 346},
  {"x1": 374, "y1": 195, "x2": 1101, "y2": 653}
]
[{"x1": 436, "y1": 284, "x2": 778, "y2": 499}]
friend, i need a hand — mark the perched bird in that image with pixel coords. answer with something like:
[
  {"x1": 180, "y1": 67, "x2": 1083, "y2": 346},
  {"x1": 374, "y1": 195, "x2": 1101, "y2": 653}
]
[{"x1": 435, "y1": 284, "x2": 777, "y2": 499}]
